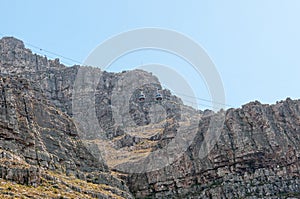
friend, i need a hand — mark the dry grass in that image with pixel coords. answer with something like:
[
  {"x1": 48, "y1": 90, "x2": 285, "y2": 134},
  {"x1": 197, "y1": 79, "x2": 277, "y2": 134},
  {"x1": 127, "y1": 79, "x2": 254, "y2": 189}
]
[
  {"x1": 0, "y1": 149, "x2": 127, "y2": 199},
  {"x1": 0, "y1": 170, "x2": 127, "y2": 199}
]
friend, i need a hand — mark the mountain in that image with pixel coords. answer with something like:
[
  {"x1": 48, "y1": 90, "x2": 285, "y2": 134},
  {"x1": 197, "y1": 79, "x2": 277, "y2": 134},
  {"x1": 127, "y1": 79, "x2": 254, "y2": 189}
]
[
  {"x1": 0, "y1": 36, "x2": 300, "y2": 198},
  {"x1": 0, "y1": 37, "x2": 132, "y2": 198}
]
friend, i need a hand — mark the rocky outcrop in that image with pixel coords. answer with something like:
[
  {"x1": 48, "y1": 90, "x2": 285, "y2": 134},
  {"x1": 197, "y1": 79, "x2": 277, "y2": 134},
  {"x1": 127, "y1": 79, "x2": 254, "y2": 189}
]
[
  {"x1": 0, "y1": 74, "x2": 108, "y2": 171},
  {"x1": 127, "y1": 99, "x2": 300, "y2": 198},
  {"x1": 0, "y1": 38, "x2": 134, "y2": 198},
  {"x1": 1, "y1": 36, "x2": 300, "y2": 198},
  {"x1": 0, "y1": 36, "x2": 78, "y2": 116}
]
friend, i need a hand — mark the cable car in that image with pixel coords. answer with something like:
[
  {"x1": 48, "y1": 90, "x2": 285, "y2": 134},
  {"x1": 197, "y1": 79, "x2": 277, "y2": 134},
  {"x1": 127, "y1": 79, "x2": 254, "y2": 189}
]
[
  {"x1": 138, "y1": 91, "x2": 145, "y2": 102},
  {"x1": 155, "y1": 89, "x2": 163, "y2": 101}
]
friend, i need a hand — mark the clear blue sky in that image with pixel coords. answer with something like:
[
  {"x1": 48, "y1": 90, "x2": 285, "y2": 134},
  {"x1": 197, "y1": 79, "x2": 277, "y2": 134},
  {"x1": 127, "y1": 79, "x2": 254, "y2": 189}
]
[{"x1": 1, "y1": 0, "x2": 300, "y2": 109}]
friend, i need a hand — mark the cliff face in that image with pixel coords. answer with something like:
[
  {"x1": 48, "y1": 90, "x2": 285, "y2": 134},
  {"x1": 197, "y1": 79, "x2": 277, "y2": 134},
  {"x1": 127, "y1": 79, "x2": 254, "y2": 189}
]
[
  {"x1": 128, "y1": 99, "x2": 300, "y2": 198},
  {"x1": 0, "y1": 37, "x2": 133, "y2": 198},
  {"x1": 0, "y1": 74, "x2": 107, "y2": 172},
  {"x1": 0, "y1": 36, "x2": 78, "y2": 116},
  {"x1": 0, "y1": 36, "x2": 300, "y2": 198}
]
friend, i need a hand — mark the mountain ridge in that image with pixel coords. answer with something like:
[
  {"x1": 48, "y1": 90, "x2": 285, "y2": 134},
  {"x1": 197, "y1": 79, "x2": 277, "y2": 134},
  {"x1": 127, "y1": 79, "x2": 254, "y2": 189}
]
[{"x1": 0, "y1": 36, "x2": 299, "y2": 198}]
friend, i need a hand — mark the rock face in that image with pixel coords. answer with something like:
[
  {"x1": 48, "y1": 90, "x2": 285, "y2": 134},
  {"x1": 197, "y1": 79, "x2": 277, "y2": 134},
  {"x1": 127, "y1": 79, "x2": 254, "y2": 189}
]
[
  {"x1": 0, "y1": 75, "x2": 106, "y2": 172},
  {"x1": 0, "y1": 37, "x2": 133, "y2": 198},
  {"x1": 0, "y1": 36, "x2": 300, "y2": 198},
  {"x1": 127, "y1": 99, "x2": 300, "y2": 198}
]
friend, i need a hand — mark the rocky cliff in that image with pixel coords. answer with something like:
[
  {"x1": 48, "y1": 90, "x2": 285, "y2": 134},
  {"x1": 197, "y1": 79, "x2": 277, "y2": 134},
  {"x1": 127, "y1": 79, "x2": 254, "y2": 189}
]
[
  {"x1": 127, "y1": 99, "x2": 300, "y2": 198},
  {"x1": 0, "y1": 37, "x2": 133, "y2": 198},
  {"x1": 0, "y1": 36, "x2": 299, "y2": 198}
]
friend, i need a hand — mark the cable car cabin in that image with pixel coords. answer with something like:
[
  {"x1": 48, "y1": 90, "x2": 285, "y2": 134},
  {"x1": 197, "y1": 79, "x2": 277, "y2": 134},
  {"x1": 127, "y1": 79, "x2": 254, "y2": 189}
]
[
  {"x1": 155, "y1": 93, "x2": 163, "y2": 101},
  {"x1": 138, "y1": 93, "x2": 146, "y2": 102}
]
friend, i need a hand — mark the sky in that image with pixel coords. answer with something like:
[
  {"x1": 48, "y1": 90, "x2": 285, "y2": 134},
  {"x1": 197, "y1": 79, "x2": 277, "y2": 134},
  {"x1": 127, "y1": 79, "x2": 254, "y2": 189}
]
[{"x1": 1, "y1": 0, "x2": 300, "y2": 109}]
